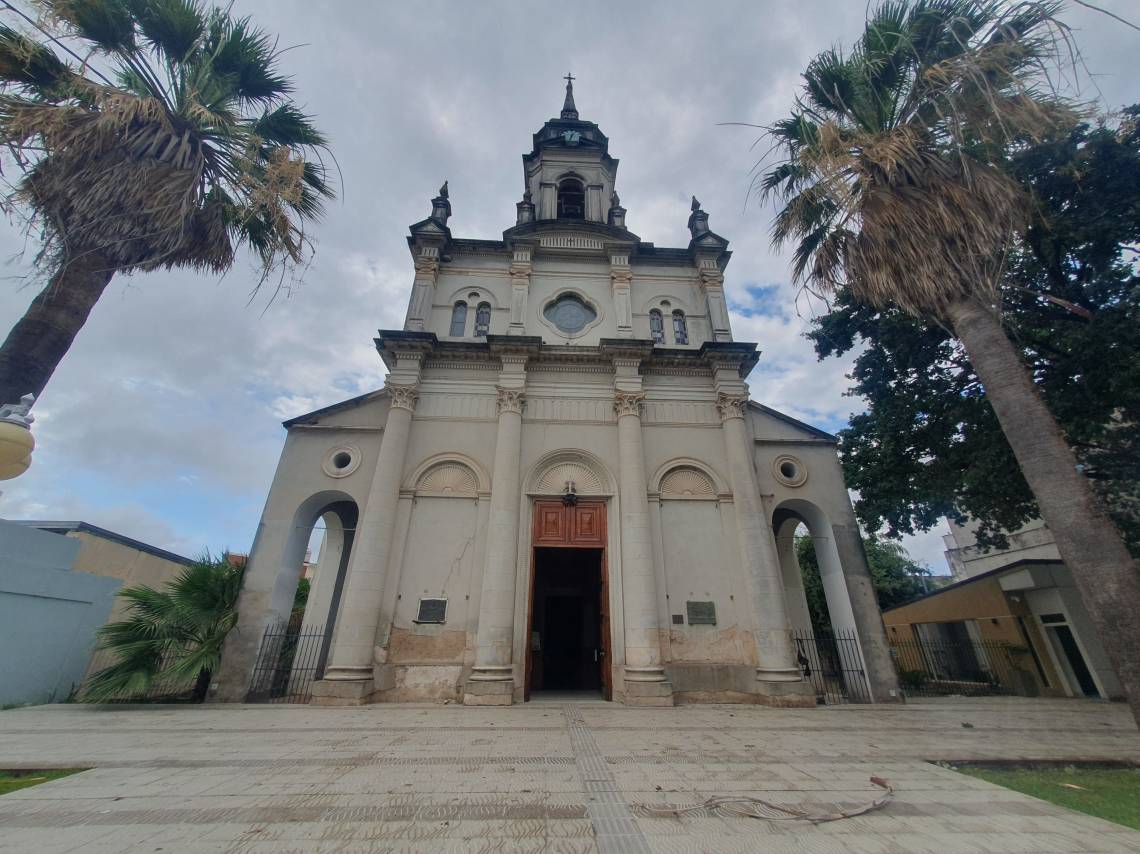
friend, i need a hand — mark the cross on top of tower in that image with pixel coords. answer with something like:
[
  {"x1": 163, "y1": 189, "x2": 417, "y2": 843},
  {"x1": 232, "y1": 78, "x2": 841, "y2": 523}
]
[{"x1": 561, "y1": 72, "x2": 579, "y2": 120}]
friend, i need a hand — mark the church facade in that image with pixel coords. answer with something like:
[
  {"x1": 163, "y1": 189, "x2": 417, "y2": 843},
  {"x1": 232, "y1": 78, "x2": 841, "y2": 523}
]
[{"x1": 215, "y1": 81, "x2": 899, "y2": 707}]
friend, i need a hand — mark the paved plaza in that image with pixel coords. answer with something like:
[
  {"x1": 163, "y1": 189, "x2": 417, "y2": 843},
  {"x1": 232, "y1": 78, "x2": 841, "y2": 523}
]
[{"x1": 0, "y1": 696, "x2": 1138, "y2": 853}]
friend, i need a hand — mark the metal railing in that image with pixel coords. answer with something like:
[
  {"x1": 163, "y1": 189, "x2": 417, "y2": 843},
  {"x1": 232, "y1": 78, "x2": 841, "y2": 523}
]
[
  {"x1": 889, "y1": 638, "x2": 1033, "y2": 697},
  {"x1": 247, "y1": 621, "x2": 331, "y2": 703},
  {"x1": 792, "y1": 628, "x2": 873, "y2": 705}
]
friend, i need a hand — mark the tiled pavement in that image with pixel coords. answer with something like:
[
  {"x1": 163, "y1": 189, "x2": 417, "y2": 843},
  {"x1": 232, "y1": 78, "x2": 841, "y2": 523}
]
[{"x1": 0, "y1": 696, "x2": 1138, "y2": 853}]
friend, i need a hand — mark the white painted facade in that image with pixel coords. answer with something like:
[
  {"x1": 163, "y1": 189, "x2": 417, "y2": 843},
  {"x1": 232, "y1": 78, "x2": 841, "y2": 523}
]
[{"x1": 214, "y1": 83, "x2": 899, "y2": 706}]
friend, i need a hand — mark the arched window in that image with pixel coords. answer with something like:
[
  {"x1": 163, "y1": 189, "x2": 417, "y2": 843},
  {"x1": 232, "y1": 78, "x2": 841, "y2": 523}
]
[
  {"x1": 474, "y1": 302, "x2": 491, "y2": 337},
  {"x1": 649, "y1": 309, "x2": 664, "y2": 344},
  {"x1": 557, "y1": 177, "x2": 585, "y2": 220},
  {"x1": 672, "y1": 310, "x2": 688, "y2": 345},
  {"x1": 449, "y1": 301, "x2": 467, "y2": 337}
]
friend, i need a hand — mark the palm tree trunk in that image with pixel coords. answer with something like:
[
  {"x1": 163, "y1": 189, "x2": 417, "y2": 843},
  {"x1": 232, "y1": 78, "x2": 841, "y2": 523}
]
[
  {"x1": 0, "y1": 252, "x2": 116, "y2": 404},
  {"x1": 947, "y1": 296, "x2": 1140, "y2": 727}
]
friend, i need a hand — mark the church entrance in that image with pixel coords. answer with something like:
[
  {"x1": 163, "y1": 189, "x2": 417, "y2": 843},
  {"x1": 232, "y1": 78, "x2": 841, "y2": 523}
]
[{"x1": 526, "y1": 499, "x2": 611, "y2": 701}]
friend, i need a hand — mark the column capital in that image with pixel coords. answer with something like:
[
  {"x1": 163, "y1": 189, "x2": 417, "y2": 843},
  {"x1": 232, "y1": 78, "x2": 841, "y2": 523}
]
[
  {"x1": 496, "y1": 387, "x2": 526, "y2": 415},
  {"x1": 716, "y1": 391, "x2": 748, "y2": 422},
  {"x1": 614, "y1": 390, "x2": 646, "y2": 419},
  {"x1": 385, "y1": 380, "x2": 419, "y2": 412}
]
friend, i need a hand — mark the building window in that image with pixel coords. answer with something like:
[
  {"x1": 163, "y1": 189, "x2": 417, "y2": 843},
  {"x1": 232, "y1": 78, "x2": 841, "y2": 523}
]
[
  {"x1": 649, "y1": 309, "x2": 664, "y2": 344},
  {"x1": 544, "y1": 293, "x2": 597, "y2": 334},
  {"x1": 474, "y1": 302, "x2": 491, "y2": 337},
  {"x1": 672, "y1": 310, "x2": 688, "y2": 345},
  {"x1": 557, "y1": 178, "x2": 585, "y2": 220},
  {"x1": 449, "y1": 301, "x2": 467, "y2": 337}
]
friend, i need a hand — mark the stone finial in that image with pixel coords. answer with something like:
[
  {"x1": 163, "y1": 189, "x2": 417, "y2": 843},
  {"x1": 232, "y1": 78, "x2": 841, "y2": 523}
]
[
  {"x1": 516, "y1": 188, "x2": 536, "y2": 225},
  {"x1": 431, "y1": 180, "x2": 451, "y2": 225},
  {"x1": 561, "y1": 72, "x2": 579, "y2": 120},
  {"x1": 688, "y1": 196, "x2": 710, "y2": 238},
  {"x1": 0, "y1": 393, "x2": 34, "y2": 427},
  {"x1": 608, "y1": 190, "x2": 627, "y2": 229}
]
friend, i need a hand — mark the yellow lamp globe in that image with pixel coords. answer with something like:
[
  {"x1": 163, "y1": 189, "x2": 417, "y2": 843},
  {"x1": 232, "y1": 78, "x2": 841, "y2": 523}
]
[{"x1": 0, "y1": 394, "x2": 35, "y2": 481}]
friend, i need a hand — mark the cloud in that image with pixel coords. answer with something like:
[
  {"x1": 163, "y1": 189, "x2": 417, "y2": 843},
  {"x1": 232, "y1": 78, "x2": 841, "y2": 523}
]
[{"x1": 0, "y1": 0, "x2": 1134, "y2": 573}]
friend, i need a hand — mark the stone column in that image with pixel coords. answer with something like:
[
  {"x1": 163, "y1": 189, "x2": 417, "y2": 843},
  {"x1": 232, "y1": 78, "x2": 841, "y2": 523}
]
[
  {"x1": 614, "y1": 364, "x2": 673, "y2": 705},
  {"x1": 716, "y1": 388, "x2": 813, "y2": 706},
  {"x1": 311, "y1": 375, "x2": 419, "y2": 705},
  {"x1": 465, "y1": 358, "x2": 527, "y2": 705}
]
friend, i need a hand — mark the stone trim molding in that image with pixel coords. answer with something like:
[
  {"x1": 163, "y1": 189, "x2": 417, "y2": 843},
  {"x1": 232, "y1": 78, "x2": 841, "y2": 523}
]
[
  {"x1": 321, "y1": 445, "x2": 362, "y2": 479},
  {"x1": 715, "y1": 392, "x2": 748, "y2": 422}
]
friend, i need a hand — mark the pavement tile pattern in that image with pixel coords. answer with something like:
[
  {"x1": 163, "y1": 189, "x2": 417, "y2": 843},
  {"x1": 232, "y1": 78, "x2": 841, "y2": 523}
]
[{"x1": 0, "y1": 696, "x2": 1137, "y2": 853}]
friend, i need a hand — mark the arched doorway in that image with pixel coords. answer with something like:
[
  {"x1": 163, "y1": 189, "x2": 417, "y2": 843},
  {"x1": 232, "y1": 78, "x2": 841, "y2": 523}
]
[
  {"x1": 773, "y1": 499, "x2": 871, "y2": 703},
  {"x1": 524, "y1": 452, "x2": 615, "y2": 702},
  {"x1": 245, "y1": 493, "x2": 358, "y2": 702}
]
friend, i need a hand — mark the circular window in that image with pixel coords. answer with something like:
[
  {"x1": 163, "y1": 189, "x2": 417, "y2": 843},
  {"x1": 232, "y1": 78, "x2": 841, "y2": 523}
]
[
  {"x1": 543, "y1": 293, "x2": 598, "y2": 335},
  {"x1": 772, "y1": 454, "x2": 807, "y2": 487},
  {"x1": 322, "y1": 445, "x2": 361, "y2": 478}
]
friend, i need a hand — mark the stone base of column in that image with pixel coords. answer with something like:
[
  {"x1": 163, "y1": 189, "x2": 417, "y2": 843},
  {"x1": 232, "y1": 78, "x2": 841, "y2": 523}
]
[
  {"x1": 623, "y1": 680, "x2": 674, "y2": 706},
  {"x1": 753, "y1": 674, "x2": 815, "y2": 709},
  {"x1": 463, "y1": 678, "x2": 514, "y2": 706},
  {"x1": 310, "y1": 678, "x2": 375, "y2": 706}
]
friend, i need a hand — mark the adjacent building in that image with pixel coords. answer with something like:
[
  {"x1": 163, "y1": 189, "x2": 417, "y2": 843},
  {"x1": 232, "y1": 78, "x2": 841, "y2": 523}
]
[
  {"x1": 0, "y1": 519, "x2": 194, "y2": 705},
  {"x1": 215, "y1": 80, "x2": 900, "y2": 707},
  {"x1": 881, "y1": 518, "x2": 1122, "y2": 700}
]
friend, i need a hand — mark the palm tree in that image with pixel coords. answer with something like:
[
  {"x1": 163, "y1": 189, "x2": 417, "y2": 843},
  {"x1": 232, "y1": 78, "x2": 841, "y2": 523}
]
[
  {"x1": 83, "y1": 553, "x2": 243, "y2": 702},
  {"x1": 762, "y1": 0, "x2": 1140, "y2": 724},
  {"x1": 0, "y1": 0, "x2": 333, "y2": 404}
]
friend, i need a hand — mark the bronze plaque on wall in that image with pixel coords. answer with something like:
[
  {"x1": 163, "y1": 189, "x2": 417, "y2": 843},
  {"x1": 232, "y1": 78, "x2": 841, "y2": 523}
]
[
  {"x1": 415, "y1": 598, "x2": 447, "y2": 624},
  {"x1": 686, "y1": 601, "x2": 716, "y2": 625}
]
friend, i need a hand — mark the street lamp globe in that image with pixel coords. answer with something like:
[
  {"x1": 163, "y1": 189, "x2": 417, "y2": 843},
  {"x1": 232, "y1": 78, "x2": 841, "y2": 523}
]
[{"x1": 0, "y1": 394, "x2": 35, "y2": 481}]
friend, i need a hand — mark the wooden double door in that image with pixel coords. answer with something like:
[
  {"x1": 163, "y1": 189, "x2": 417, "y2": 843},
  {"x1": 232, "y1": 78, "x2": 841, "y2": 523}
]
[{"x1": 526, "y1": 499, "x2": 611, "y2": 700}]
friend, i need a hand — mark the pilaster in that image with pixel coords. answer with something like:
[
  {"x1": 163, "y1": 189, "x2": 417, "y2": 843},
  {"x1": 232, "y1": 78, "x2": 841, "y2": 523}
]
[
  {"x1": 613, "y1": 354, "x2": 674, "y2": 706},
  {"x1": 465, "y1": 350, "x2": 530, "y2": 705},
  {"x1": 313, "y1": 354, "x2": 423, "y2": 705},
  {"x1": 404, "y1": 246, "x2": 440, "y2": 332},
  {"x1": 714, "y1": 375, "x2": 813, "y2": 707},
  {"x1": 508, "y1": 246, "x2": 533, "y2": 336},
  {"x1": 610, "y1": 252, "x2": 634, "y2": 338},
  {"x1": 699, "y1": 258, "x2": 733, "y2": 342}
]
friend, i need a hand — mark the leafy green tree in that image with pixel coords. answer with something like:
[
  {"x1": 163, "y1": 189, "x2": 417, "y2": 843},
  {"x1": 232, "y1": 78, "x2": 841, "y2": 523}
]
[
  {"x1": 83, "y1": 553, "x2": 243, "y2": 702},
  {"x1": 0, "y1": 0, "x2": 333, "y2": 404},
  {"x1": 809, "y1": 111, "x2": 1140, "y2": 554},
  {"x1": 796, "y1": 535, "x2": 932, "y2": 632},
  {"x1": 761, "y1": 0, "x2": 1140, "y2": 725}
]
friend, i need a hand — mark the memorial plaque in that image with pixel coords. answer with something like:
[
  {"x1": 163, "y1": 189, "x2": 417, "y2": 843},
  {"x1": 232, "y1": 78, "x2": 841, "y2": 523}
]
[
  {"x1": 686, "y1": 600, "x2": 717, "y2": 626},
  {"x1": 415, "y1": 597, "x2": 447, "y2": 624}
]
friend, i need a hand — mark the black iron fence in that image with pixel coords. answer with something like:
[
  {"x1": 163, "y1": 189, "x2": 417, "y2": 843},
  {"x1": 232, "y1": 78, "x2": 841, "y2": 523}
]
[
  {"x1": 83, "y1": 650, "x2": 203, "y2": 703},
  {"x1": 792, "y1": 628, "x2": 873, "y2": 705},
  {"x1": 247, "y1": 621, "x2": 331, "y2": 703},
  {"x1": 889, "y1": 638, "x2": 1039, "y2": 697}
]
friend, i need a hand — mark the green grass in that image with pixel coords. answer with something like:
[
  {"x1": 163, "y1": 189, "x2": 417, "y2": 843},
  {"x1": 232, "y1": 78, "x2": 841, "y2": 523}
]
[
  {"x1": 0, "y1": 769, "x2": 85, "y2": 795},
  {"x1": 954, "y1": 764, "x2": 1140, "y2": 830}
]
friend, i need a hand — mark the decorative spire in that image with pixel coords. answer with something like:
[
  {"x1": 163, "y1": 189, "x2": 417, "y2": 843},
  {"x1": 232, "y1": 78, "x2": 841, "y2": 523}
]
[
  {"x1": 430, "y1": 180, "x2": 451, "y2": 225},
  {"x1": 561, "y1": 72, "x2": 578, "y2": 120},
  {"x1": 688, "y1": 195, "x2": 709, "y2": 238}
]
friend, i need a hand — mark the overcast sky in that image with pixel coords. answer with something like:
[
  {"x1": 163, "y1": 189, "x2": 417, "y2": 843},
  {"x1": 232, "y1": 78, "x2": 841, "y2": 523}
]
[{"x1": 0, "y1": 0, "x2": 1136, "y2": 572}]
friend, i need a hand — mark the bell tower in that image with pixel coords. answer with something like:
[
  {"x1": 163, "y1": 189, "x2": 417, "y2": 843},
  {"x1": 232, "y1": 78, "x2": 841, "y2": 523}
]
[{"x1": 518, "y1": 75, "x2": 622, "y2": 226}]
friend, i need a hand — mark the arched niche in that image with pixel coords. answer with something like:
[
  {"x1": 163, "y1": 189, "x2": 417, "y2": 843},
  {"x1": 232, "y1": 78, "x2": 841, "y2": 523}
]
[
  {"x1": 651, "y1": 458, "x2": 728, "y2": 497},
  {"x1": 526, "y1": 449, "x2": 614, "y2": 497},
  {"x1": 405, "y1": 452, "x2": 490, "y2": 495}
]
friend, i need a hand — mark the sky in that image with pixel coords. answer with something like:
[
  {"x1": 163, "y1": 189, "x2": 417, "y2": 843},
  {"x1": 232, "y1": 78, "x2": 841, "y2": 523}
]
[{"x1": 0, "y1": 0, "x2": 1136, "y2": 573}]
